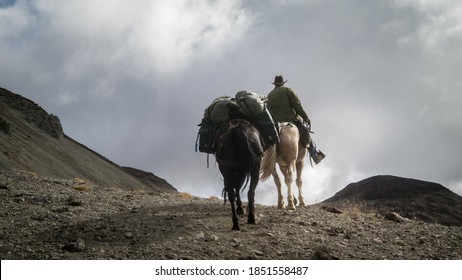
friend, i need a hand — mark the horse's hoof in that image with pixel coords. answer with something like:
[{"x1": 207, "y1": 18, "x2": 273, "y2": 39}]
[
  {"x1": 237, "y1": 207, "x2": 245, "y2": 216},
  {"x1": 287, "y1": 205, "x2": 296, "y2": 211},
  {"x1": 248, "y1": 217, "x2": 256, "y2": 225},
  {"x1": 232, "y1": 225, "x2": 240, "y2": 231}
]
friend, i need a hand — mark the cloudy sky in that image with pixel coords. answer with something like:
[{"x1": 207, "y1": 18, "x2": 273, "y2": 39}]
[{"x1": 2, "y1": 0, "x2": 462, "y2": 205}]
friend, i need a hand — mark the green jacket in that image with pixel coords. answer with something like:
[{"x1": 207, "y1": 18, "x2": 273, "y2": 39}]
[{"x1": 266, "y1": 86, "x2": 309, "y2": 123}]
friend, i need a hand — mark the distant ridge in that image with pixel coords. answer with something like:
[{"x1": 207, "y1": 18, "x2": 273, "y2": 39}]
[
  {"x1": 0, "y1": 87, "x2": 176, "y2": 193},
  {"x1": 321, "y1": 175, "x2": 462, "y2": 226}
]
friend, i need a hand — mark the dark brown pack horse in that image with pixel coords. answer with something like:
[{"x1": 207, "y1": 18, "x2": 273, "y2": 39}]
[{"x1": 215, "y1": 119, "x2": 263, "y2": 230}]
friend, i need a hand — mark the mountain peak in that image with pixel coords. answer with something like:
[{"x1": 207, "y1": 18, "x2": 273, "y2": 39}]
[
  {"x1": 326, "y1": 175, "x2": 450, "y2": 201},
  {"x1": 321, "y1": 175, "x2": 462, "y2": 226},
  {"x1": 0, "y1": 87, "x2": 176, "y2": 193},
  {"x1": 0, "y1": 87, "x2": 63, "y2": 139}
]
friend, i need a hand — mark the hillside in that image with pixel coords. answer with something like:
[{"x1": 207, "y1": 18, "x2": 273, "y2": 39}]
[
  {"x1": 1, "y1": 170, "x2": 461, "y2": 260},
  {"x1": 320, "y1": 175, "x2": 462, "y2": 226},
  {"x1": 2, "y1": 87, "x2": 461, "y2": 260},
  {"x1": 0, "y1": 87, "x2": 176, "y2": 193}
]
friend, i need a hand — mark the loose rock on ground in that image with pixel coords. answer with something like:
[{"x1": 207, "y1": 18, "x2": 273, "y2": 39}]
[{"x1": 1, "y1": 170, "x2": 461, "y2": 260}]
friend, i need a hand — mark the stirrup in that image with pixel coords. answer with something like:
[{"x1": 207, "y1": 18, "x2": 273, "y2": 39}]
[
  {"x1": 311, "y1": 150, "x2": 326, "y2": 164},
  {"x1": 308, "y1": 141, "x2": 326, "y2": 166}
]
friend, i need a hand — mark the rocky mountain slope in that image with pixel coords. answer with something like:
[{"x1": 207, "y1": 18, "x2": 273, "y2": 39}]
[
  {"x1": 320, "y1": 175, "x2": 462, "y2": 227},
  {"x1": 2, "y1": 87, "x2": 461, "y2": 260},
  {"x1": 1, "y1": 170, "x2": 461, "y2": 260},
  {"x1": 0, "y1": 87, "x2": 175, "y2": 193}
]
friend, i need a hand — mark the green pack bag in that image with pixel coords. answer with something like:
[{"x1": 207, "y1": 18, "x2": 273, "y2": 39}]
[
  {"x1": 206, "y1": 96, "x2": 231, "y2": 123},
  {"x1": 197, "y1": 117, "x2": 215, "y2": 154},
  {"x1": 235, "y1": 90, "x2": 266, "y2": 117},
  {"x1": 254, "y1": 107, "x2": 280, "y2": 149},
  {"x1": 197, "y1": 96, "x2": 238, "y2": 154},
  {"x1": 197, "y1": 93, "x2": 279, "y2": 154}
]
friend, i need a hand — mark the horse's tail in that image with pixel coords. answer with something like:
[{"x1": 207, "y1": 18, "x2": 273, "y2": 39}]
[
  {"x1": 260, "y1": 144, "x2": 276, "y2": 181},
  {"x1": 221, "y1": 124, "x2": 260, "y2": 195},
  {"x1": 238, "y1": 125, "x2": 262, "y2": 192}
]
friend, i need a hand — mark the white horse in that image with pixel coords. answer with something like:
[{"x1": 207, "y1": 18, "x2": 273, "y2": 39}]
[{"x1": 260, "y1": 123, "x2": 307, "y2": 210}]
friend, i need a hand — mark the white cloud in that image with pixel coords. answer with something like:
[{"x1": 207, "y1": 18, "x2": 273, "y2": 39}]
[
  {"x1": 1, "y1": 0, "x2": 254, "y2": 102},
  {"x1": 128, "y1": 0, "x2": 253, "y2": 75},
  {"x1": 451, "y1": 180, "x2": 462, "y2": 196},
  {"x1": 393, "y1": 0, "x2": 462, "y2": 51},
  {"x1": 0, "y1": 1, "x2": 32, "y2": 39},
  {"x1": 2, "y1": 0, "x2": 462, "y2": 202}
]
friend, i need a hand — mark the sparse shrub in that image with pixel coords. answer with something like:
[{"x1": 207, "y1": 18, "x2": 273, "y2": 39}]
[
  {"x1": 73, "y1": 184, "x2": 91, "y2": 192},
  {"x1": 208, "y1": 195, "x2": 220, "y2": 202},
  {"x1": 19, "y1": 170, "x2": 37, "y2": 177},
  {"x1": 178, "y1": 192, "x2": 192, "y2": 199},
  {"x1": 73, "y1": 178, "x2": 86, "y2": 184},
  {"x1": 72, "y1": 178, "x2": 91, "y2": 191}
]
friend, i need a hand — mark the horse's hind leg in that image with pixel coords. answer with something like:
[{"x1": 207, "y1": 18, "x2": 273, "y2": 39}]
[
  {"x1": 280, "y1": 164, "x2": 296, "y2": 210},
  {"x1": 247, "y1": 167, "x2": 259, "y2": 225},
  {"x1": 296, "y1": 160, "x2": 306, "y2": 207},
  {"x1": 236, "y1": 191, "x2": 244, "y2": 215},
  {"x1": 227, "y1": 188, "x2": 240, "y2": 230},
  {"x1": 247, "y1": 187, "x2": 256, "y2": 224},
  {"x1": 272, "y1": 168, "x2": 285, "y2": 209}
]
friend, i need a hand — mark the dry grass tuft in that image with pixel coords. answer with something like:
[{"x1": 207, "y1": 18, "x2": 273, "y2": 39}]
[
  {"x1": 178, "y1": 192, "x2": 193, "y2": 199},
  {"x1": 72, "y1": 178, "x2": 91, "y2": 191},
  {"x1": 208, "y1": 195, "x2": 221, "y2": 202},
  {"x1": 19, "y1": 170, "x2": 37, "y2": 177},
  {"x1": 73, "y1": 184, "x2": 91, "y2": 192},
  {"x1": 73, "y1": 178, "x2": 86, "y2": 184}
]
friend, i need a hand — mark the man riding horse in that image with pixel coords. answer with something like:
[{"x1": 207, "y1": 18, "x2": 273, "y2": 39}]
[{"x1": 267, "y1": 75, "x2": 323, "y2": 163}]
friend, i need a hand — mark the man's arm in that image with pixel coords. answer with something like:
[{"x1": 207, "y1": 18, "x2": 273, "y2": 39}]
[{"x1": 287, "y1": 88, "x2": 310, "y2": 122}]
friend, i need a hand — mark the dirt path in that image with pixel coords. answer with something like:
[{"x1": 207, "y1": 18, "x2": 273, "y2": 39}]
[{"x1": 1, "y1": 170, "x2": 461, "y2": 260}]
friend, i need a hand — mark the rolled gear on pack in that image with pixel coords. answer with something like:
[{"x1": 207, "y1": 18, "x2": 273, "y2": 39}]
[
  {"x1": 205, "y1": 96, "x2": 240, "y2": 123},
  {"x1": 197, "y1": 91, "x2": 280, "y2": 154},
  {"x1": 235, "y1": 90, "x2": 265, "y2": 117},
  {"x1": 234, "y1": 91, "x2": 279, "y2": 150},
  {"x1": 197, "y1": 96, "x2": 239, "y2": 154}
]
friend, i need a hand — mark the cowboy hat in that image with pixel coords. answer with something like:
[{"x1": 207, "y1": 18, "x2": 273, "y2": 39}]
[{"x1": 272, "y1": 75, "x2": 287, "y2": 86}]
